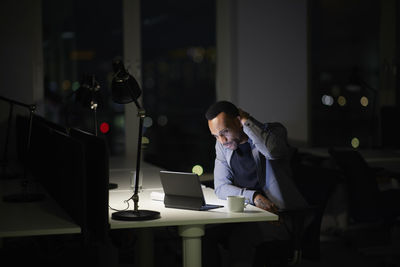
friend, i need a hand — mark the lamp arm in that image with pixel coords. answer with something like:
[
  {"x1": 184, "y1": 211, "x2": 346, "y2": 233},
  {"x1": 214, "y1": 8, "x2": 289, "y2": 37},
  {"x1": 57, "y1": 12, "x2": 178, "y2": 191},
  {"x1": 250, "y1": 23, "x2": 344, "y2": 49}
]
[
  {"x1": 131, "y1": 107, "x2": 145, "y2": 212},
  {"x1": 119, "y1": 76, "x2": 145, "y2": 210}
]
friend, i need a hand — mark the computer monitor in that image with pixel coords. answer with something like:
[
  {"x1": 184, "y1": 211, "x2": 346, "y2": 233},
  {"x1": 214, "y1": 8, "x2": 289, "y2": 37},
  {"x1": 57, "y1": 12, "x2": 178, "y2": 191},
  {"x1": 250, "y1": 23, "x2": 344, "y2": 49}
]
[
  {"x1": 16, "y1": 115, "x2": 109, "y2": 240},
  {"x1": 37, "y1": 127, "x2": 88, "y2": 230},
  {"x1": 32, "y1": 114, "x2": 68, "y2": 134},
  {"x1": 69, "y1": 127, "x2": 110, "y2": 241}
]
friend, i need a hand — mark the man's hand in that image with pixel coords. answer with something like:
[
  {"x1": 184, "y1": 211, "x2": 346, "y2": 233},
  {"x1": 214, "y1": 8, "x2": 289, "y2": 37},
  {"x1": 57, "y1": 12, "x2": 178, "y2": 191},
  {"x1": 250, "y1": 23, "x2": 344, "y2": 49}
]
[
  {"x1": 238, "y1": 108, "x2": 250, "y2": 126},
  {"x1": 253, "y1": 193, "x2": 282, "y2": 225},
  {"x1": 253, "y1": 193, "x2": 278, "y2": 214}
]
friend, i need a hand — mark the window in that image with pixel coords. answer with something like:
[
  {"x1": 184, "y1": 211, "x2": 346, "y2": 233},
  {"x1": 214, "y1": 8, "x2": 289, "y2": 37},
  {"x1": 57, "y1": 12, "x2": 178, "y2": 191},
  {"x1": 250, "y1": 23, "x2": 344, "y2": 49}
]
[
  {"x1": 42, "y1": 0, "x2": 124, "y2": 154},
  {"x1": 141, "y1": 0, "x2": 216, "y2": 173}
]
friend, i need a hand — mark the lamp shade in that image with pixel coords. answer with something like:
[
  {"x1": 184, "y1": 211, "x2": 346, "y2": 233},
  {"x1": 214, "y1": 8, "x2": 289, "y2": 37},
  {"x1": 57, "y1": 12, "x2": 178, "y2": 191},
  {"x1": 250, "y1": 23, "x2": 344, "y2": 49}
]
[{"x1": 111, "y1": 59, "x2": 142, "y2": 104}]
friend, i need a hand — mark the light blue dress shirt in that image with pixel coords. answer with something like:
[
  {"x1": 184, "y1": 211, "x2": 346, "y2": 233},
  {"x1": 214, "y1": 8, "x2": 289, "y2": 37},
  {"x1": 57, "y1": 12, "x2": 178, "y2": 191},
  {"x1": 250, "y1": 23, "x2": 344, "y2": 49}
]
[{"x1": 213, "y1": 117, "x2": 307, "y2": 209}]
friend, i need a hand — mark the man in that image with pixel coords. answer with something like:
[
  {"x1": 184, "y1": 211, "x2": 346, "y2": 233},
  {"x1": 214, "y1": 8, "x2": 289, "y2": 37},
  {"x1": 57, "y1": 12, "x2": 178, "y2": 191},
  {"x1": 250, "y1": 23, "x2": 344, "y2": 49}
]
[{"x1": 204, "y1": 100, "x2": 308, "y2": 266}]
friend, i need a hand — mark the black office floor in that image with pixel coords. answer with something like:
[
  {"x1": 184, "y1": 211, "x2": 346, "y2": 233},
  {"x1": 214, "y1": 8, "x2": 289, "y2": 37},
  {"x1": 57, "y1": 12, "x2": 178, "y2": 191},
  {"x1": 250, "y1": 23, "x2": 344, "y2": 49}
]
[
  {"x1": 297, "y1": 235, "x2": 400, "y2": 267},
  {"x1": 150, "y1": 224, "x2": 400, "y2": 267},
  {"x1": 115, "y1": 227, "x2": 400, "y2": 267},
  {"x1": 1, "y1": 226, "x2": 399, "y2": 267}
]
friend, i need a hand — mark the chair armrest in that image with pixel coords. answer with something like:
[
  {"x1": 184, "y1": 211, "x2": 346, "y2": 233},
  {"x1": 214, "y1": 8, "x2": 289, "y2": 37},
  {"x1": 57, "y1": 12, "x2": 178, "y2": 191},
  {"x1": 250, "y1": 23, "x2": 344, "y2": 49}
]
[
  {"x1": 278, "y1": 205, "x2": 318, "y2": 215},
  {"x1": 277, "y1": 206, "x2": 318, "y2": 249},
  {"x1": 370, "y1": 166, "x2": 385, "y2": 173}
]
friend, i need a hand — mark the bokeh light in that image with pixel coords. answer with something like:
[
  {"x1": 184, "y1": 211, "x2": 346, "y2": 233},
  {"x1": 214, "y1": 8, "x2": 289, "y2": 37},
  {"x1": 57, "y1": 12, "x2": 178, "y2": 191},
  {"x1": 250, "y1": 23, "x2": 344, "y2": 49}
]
[
  {"x1": 100, "y1": 122, "x2": 110, "y2": 134},
  {"x1": 360, "y1": 96, "x2": 369, "y2": 107},
  {"x1": 114, "y1": 115, "x2": 124, "y2": 129},
  {"x1": 157, "y1": 115, "x2": 168, "y2": 126},
  {"x1": 143, "y1": 117, "x2": 153, "y2": 128},
  {"x1": 351, "y1": 137, "x2": 360, "y2": 148},
  {"x1": 72, "y1": 81, "x2": 80, "y2": 91},
  {"x1": 337, "y1": 96, "x2": 346, "y2": 106},
  {"x1": 192, "y1": 165, "x2": 204, "y2": 176},
  {"x1": 49, "y1": 81, "x2": 58, "y2": 92},
  {"x1": 62, "y1": 80, "x2": 71, "y2": 91},
  {"x1": 322, "y1": 95, "x2": 334, "y2": 106}
]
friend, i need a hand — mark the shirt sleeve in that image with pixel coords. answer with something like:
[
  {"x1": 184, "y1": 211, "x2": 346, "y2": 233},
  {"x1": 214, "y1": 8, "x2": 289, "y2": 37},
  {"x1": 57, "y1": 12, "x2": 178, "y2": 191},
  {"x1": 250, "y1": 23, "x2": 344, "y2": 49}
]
[
  {"x1": 213, "y1": 141, "x2": 258, "y2": 204},
  {"x1": 242, "y1": 117, "x2": 290, "y2": 160}
]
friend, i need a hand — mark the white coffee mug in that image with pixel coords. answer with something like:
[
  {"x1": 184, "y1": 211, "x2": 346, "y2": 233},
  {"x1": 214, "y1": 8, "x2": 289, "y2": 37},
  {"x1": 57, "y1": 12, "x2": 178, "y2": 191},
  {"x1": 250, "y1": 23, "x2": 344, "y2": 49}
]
[{"x1": 227, "y1": 195, "x2": 248, "y2": 212}]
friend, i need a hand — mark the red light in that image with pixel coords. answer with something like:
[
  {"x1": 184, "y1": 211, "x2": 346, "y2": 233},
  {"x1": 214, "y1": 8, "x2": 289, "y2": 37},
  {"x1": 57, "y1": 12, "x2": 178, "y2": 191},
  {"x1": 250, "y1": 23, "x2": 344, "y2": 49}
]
[{"x1": 100, "y1": 122, "x2": 110, "y2": 134}]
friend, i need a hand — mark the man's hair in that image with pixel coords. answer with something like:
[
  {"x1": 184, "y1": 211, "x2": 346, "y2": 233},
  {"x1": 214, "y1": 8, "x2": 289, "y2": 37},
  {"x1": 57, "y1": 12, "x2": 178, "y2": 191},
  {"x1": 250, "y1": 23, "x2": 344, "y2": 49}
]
[{"x1": 205, "y1": 101, "x2": 239, "y2": 120}]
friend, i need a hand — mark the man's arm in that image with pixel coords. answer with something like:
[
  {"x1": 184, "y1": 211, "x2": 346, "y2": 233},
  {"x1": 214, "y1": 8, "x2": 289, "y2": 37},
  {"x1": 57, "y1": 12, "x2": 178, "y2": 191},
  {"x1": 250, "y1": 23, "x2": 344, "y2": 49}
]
[
  {"x1": 238, "y1": 109, "x2": 290, "y2": 160},
  {"x1": 253, "y1": 192, "x2": 278, "y2": 214},
  {"x1": 253, "y1": 192, "x2": 282, "y2": 225},
  {"x1": 213, "y1": 141, "x2": 257, "y2": 203}
]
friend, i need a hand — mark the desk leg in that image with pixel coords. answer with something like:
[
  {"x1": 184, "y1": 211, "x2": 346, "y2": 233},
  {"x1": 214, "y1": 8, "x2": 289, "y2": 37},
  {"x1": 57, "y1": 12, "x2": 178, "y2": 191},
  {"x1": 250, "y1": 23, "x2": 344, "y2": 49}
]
[
  {"x1": 178, "y1": 224, "x2": 205, "y2": 267},
  {"x1": 135, "y1": 228, "x2": 154, "y2": 267}
]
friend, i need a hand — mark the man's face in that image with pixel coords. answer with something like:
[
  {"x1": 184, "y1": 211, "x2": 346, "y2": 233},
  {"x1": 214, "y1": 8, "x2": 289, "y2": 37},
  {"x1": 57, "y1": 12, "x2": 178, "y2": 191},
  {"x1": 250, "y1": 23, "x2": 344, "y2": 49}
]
[{"x1": 208, "y1": 112, "x2": 246, "y2": 150}]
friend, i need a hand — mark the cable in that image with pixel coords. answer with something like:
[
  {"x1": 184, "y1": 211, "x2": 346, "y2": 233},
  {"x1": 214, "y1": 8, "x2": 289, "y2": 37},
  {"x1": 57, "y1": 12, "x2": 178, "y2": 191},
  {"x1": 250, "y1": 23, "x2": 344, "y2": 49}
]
[{"x1": 108, "y1": 198, "x2": 131, "y2": 212}]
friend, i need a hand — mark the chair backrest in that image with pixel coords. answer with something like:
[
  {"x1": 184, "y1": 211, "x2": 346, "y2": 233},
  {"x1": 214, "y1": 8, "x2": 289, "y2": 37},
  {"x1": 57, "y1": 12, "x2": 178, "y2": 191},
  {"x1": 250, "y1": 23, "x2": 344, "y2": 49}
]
[
  {"x1": 381, "y1": 106, "x2": 400, "y2": 148},
  {"x1": 254, "y1": 149, "x2": 340, "y2": 265},
  {"x1": 328, "y1": 148, "x2": 380, "y2": 222},
  {"x1": 291, "y1": 150, "x2": 340, "y2": 260}
]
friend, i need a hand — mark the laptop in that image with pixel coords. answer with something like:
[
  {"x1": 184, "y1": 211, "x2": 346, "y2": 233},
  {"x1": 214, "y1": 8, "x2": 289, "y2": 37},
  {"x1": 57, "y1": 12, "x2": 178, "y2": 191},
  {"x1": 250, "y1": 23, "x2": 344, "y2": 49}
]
[{"x1": 159, "y1": 170, "x2": 224, "y2": 211}]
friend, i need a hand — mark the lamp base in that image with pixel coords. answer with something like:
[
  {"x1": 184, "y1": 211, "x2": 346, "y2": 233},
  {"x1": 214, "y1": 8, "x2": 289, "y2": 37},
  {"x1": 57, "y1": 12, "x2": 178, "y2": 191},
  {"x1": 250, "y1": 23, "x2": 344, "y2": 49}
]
[
  {"x1": 3, "y1": 193, "x2": 45, "y2": 203},
  {"x1": 112, "y1": 209, "x2": 160, "y2": 221}
]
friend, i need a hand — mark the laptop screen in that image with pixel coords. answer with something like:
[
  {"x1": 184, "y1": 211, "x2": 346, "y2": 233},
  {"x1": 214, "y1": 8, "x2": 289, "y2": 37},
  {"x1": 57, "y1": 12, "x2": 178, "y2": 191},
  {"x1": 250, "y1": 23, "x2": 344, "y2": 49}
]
[
  {"x1": 159, "y1": 170, "x2": 224, "y2": 211},
  {"x1": 159, "y1": 171, "x2": 206, "y2": 206}
]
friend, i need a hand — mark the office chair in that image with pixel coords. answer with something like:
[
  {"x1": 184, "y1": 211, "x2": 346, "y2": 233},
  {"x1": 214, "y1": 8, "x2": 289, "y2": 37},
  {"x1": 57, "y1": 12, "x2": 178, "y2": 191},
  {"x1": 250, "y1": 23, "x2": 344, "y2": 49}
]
[
  {"x1": 381, "y1": 106, "x2": 400, "y2": 149},
  {"x1": 328, "y1": 147, "x2": 400, "y2": 224},
  {"x1": 253, "y1": 150, "x2": 340, "y2": 267},
  {"x1": 328, "y1": 147, "x2": 400, "y2": 263}
]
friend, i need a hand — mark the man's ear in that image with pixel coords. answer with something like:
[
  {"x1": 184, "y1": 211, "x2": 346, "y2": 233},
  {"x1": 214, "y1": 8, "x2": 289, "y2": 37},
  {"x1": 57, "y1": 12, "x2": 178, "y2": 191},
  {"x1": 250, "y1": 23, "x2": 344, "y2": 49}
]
[{"x1": 236, "y1": 116, "x2": 243, "y2": 127}]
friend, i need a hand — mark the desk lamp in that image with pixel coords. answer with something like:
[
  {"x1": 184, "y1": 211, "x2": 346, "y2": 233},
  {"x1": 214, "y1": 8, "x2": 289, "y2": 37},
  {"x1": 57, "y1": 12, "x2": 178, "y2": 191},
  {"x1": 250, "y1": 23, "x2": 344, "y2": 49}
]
[
  {"x1": 75, "y1": 74, "x2": 118, "y2": 190},
  {"x1": 75, "y1": 74, "x2": 102, "y2": 136},
  {"x1": 110, "y1": 59, "x2": 160, "y2": 220},
  {"x1": 1, "y1": 95, "x2": 45, "y2": 202}
]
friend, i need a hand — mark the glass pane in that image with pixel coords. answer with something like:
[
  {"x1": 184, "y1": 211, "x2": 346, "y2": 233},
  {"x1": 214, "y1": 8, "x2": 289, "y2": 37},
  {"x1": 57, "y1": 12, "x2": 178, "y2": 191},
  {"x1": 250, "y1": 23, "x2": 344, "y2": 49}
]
[
  {"x1": 310, "y1": 0, "x2": 380, "y2": 148},
  {"x1": 141, "y1": 0, "x2": 216, "y2": 173},
  {"x1": 42, "y1": 0, "x2": 124, "y2": 155}
]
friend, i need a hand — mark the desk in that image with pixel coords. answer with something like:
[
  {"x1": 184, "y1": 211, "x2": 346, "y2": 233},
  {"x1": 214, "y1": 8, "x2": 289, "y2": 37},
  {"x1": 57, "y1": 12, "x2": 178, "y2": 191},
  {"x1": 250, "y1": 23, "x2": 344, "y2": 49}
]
[
  {"x1": 0, "y1": 179, "x2": 81, "y2": 239},
  {"x1": 108, "y1": 163, "x2": 278, "y2": 267}
]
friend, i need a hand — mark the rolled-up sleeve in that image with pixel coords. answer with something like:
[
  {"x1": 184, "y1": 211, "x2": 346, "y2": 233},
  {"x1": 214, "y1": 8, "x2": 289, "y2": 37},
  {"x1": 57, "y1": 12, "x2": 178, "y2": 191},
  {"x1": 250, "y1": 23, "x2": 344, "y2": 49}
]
[{"x1": 242, "y1": 118, "x2": 290, "y2": 160}]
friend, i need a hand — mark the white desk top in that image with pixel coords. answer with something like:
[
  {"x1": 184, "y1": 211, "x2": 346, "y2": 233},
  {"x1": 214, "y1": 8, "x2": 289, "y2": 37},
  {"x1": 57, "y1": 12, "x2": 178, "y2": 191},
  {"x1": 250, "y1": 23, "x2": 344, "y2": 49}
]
[
  {"x1": 0, "y1": 179, "x2": 81, "y2": 238},
  {"x1": 109, "y1": 188, "x2": 277, "y2": 230},
  {"x1": 108, "y1": 162, "x2": 278, "y2": 229},
  {"x1": 0, "y1": 158, "x2": 276, "y2": 238}
]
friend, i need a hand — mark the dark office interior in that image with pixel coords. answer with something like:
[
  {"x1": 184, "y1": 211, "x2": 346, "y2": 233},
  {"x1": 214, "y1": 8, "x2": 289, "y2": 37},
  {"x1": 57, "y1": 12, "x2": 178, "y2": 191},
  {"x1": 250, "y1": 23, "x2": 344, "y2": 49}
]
[{"x1": 1, "y1": 0, "x2": 400, "y2": 266}]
